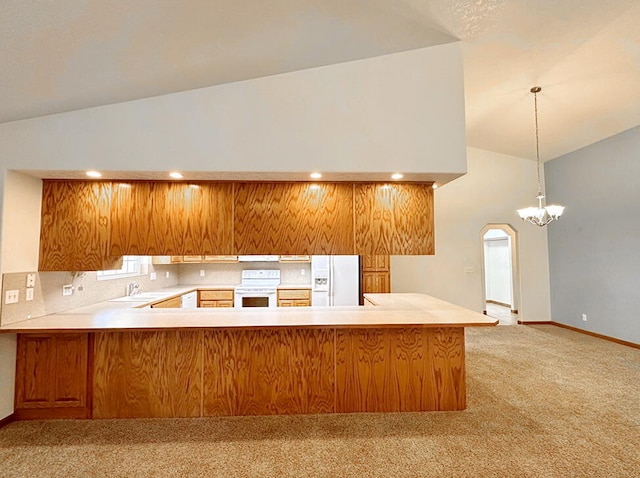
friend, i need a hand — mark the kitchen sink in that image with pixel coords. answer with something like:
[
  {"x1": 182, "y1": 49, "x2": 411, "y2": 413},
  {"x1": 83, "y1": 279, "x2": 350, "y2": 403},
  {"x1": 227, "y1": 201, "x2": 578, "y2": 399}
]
[{"x1": 108, "y1": 292, "x2": 169, "y2": 302}]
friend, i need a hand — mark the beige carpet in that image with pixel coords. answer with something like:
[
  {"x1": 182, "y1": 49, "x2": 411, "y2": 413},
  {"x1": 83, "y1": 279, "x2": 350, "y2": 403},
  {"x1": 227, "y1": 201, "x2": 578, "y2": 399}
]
[{"x1": 1, "y1": 325, "x2": 639, "y2": 477}]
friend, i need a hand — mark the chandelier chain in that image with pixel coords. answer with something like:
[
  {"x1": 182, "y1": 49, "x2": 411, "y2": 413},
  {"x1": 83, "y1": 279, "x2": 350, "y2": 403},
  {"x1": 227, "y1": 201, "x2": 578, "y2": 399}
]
[{"x1": 533, "y1": 88, "x2": 542, "y2": 197}]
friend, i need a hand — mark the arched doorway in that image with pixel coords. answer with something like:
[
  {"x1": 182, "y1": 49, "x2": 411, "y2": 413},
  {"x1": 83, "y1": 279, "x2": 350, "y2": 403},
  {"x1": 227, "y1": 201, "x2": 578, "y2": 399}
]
[{"x1": 480, "y1": 224, "x2": 520, "y2": 325}]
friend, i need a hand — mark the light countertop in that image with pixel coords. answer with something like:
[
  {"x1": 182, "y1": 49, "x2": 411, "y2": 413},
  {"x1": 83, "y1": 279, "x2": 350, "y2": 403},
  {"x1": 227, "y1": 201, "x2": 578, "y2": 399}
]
[{"x1": 0, "y1": 292, "x2": 497, "y2": 333}]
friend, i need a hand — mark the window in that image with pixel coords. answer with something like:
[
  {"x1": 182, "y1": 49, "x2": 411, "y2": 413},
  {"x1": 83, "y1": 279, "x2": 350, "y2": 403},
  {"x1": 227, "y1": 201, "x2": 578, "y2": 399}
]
[{"x1": 97, "y1": 256, "x2": 148, "y2": 280}]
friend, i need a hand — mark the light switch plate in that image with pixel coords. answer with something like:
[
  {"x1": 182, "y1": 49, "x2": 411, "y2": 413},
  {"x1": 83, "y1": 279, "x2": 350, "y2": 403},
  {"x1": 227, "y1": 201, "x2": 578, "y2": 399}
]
[
  {"x1": 150, "y1": 272, "x2": 157, "y2": 281},
  {"x1": 4, "y1": 290, "x2": 19, "y2": 304},
  {"x1": 200, "y1": 270, "x2": 205, "y2": 277},
  {"x1": 26, "y1": 288, "x2": 34, "y2": 301},
  {"x1": 26, "y1": 273, "x2": 36, "y2": 287},
  {"x1": 62, "y1": 284, "x2": 73, "y2": 296},
  {"x1": 165, "y1": 271, "x2": 170, "y2": 279}
]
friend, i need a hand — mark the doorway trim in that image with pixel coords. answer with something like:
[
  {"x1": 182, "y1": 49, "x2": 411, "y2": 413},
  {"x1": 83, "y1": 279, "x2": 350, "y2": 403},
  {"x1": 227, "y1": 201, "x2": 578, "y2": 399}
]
[{"x1": 480, "y1": 223, "x2": 520, "y2": 315}]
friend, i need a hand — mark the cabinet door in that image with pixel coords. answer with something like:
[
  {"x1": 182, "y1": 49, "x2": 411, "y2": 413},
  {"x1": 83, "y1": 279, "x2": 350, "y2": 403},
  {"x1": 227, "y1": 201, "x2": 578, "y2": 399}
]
[
  {"x1": 15, "y1": 334, "x2": 89, "y2": 411},
  {"x1": 362, "y1": 272, "x2": 390, "y2": 293},
  {"x1": 279, "y1": 255, "x2": 311, "y2": 262},
  {"x1": 151, "y1": 296, "x2": 182, "y2": 308},
  {"x1": 376, "y1": 272, "x2": 391, "y2": 293},
  {"x1": 203, "y1": 255, "x2": 238, "y2": 263},
  {"x1": 374, "y1": 255, "x2": 390, "y2": 271},
  {"x1": 40, "y1": 181, "x2": 118, "y2": 271},
  {"x1": 182, "y1": 255, "x2": 204, "y2": 262},
  {"x1": 278, "y1": 299, "x2": 295, "y2": 307},
  {"x1": 362, "y1": 255, "x2": 389, "y2": 272}
]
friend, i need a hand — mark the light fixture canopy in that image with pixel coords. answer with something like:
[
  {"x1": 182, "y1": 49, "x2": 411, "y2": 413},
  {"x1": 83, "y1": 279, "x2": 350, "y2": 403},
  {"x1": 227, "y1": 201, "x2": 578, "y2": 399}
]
[{"x1": 516, "y1": 86, "x2": 565, "y2": 226}]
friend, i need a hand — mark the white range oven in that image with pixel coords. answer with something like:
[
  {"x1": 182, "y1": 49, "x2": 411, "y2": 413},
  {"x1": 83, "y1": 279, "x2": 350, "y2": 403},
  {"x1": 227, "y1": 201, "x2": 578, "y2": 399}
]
[{"x1": 234, "y1": 269, "x2": 280, "y2": 308}]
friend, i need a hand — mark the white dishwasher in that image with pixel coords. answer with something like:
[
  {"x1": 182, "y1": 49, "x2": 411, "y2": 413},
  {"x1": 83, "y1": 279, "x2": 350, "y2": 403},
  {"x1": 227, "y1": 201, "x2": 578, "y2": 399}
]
[{"x1": 180, "y1": 291, "x2": 198, "y2": 308}]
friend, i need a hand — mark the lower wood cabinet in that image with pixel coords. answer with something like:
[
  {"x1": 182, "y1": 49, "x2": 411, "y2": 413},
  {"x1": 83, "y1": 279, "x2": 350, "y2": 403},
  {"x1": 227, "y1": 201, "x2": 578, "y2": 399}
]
[
  {"x1": 362, "y1": 271, "x2": 390, "y2": 293},
  {"x1": 15, "y1": 333, "x2": 91, "y2": 419},
  {"x1": 150, "y1": 296, "x2": 182, "y2": 308},
  {"x1": 277, "y1": 289, "x2": 311, "y2": 307},
  {"x1": 198, "y1": 289, "x2": 234, "y2": 308}
]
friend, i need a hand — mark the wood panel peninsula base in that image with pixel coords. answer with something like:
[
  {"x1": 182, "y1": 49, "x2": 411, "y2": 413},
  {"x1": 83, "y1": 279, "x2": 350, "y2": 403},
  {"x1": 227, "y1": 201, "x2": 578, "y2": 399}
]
[{"x1": 5, "y1": 293, "x2": 497, "y2": 419}]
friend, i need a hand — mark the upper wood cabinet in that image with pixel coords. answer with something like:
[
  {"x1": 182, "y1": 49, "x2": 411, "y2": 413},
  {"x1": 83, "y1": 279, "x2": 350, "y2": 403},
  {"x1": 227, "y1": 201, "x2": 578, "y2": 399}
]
[
  {"x1": 109, "y1": 182, "x2": 234, "y2": 256},
  {"x1": 234, "y1": 182, "x2": 354, "y2": 255},
  {"x1": 39, "y1": 180, "x2": 435, "y2": 270},
  {"x1": 279, "y1": 255, "x2": 311, "y2": 262},
  {"x1": 39, "y1": 181, "x2": 122, "y2": 271},
  {"x1": 354, "y1": 183, "x2": 434, "y2": 255}
]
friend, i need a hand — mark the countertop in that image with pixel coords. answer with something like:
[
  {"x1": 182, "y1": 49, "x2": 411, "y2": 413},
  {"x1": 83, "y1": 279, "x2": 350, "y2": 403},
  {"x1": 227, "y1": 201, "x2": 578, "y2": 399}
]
[{"x1": 0, "y1": 291, "x2": 497, "y2": 333}]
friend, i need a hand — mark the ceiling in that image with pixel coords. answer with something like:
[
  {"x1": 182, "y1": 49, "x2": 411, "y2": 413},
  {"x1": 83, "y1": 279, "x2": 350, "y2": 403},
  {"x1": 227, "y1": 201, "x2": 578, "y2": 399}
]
[{"x1": 2, "y1": 0, "x2": 640, "y2": 161}]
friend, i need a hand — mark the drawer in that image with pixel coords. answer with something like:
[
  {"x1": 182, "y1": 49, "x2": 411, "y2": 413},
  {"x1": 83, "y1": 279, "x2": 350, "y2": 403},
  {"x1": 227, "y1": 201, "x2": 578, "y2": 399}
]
[
  {"x1": 200, "y1": 300, "x2": 234, "y2": 308},
  {"x1": 278, "y1": 289, "x2": 310, "y2": 300},
  {"x1": 199, "y1": 290, "x2": 234, "y2": 301}
]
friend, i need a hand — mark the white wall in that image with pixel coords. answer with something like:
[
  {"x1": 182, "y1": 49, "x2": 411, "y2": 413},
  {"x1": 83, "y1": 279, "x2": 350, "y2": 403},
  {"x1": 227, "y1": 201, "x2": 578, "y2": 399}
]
[
  {"x1": 0, "y1": 43, "x2": 466, "y2": 180},
  {"x1": 0, "y1": 171, "x2": 42, "y2": 419},
  {"x1": 391, "y1": 147, "x2": 552, "y2": 322}
]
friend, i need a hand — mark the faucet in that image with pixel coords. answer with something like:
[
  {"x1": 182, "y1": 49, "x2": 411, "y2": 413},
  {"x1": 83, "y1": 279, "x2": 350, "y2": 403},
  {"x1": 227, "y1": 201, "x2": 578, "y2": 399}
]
[{"x1": 127, "y1": 281, "x2": 140, "y2": 296}]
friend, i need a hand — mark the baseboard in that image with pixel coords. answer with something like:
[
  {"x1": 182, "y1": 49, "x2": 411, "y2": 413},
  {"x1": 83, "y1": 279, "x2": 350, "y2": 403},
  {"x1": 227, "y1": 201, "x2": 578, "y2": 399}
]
[
  {"x1": 518, "y1": 320, "x2": 639, "y2": 349},
  {"x1": 550, "y1": 322, "x2": 640, "y2": 349},
  {"x1": 0, "y1": 412, "x2": 15, "y2": 428},
  {"x1": 14, "y1": 407, "x2": 91, "y2": 420}
]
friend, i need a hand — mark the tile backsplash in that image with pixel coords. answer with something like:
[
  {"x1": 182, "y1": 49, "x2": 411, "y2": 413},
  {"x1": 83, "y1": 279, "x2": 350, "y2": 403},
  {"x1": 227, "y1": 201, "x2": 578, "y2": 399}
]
[{"x1": 1, "y1": 260, "x2": 312, "y2": 326}]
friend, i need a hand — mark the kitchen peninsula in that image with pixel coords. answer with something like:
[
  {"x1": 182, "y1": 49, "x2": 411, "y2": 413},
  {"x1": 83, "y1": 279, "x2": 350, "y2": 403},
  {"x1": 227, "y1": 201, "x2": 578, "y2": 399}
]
[{"x1": 1, "y1": 292, "x2": 496, "y2": 420}]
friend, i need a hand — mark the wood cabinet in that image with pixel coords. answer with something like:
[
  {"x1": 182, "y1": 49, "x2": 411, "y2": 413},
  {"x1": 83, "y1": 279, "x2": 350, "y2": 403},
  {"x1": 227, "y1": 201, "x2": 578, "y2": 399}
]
[
  {"x1": 110, "y1": 182, "x2": 235, "y2": 256},
  {"x1": 279, "y1": 255, "x2": 311, "y2": 262},
  {"x1": 39, "y1": 181, "x2": 122, "y2": 271},
  {"x1": 151, "y1": 296, "x2": 182, "y2": 308},
  {"x1": 362, "y1": 271, "x2": 390, "y2": 294},
  {"x1": 39, "y1": 180, "x2": 435, "y2": 271},
  {"x1": 234, "y1": 182, "x2": 354, "y2": 255},
  {"x1": 362, "y1": 255, "x2": 391, "y2": 294},
  {"x1": 354, "y1": 183, "x2": 434, "y2": 255},
  {"x1": 362, "y1": 255, "x2": 389, "y2": 272},
  {"x1": 199, "y1": 289, "x2": 234, "y2": 308},
  {"x1": 277, "y1": 288, "x2": 311, "y2": 307},
  {"x1": 203, "y1": 255, "x2": 238, "y2": 263},
  {"x1": 15, "y1": 333, "x2": 91, "y2": 419}
]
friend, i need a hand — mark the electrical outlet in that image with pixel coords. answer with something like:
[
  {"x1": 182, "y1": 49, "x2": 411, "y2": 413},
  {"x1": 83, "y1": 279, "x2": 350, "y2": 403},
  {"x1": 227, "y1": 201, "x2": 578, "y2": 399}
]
[
  {"x1": 4, "y1": 290, "x2": 19, "y2": 304},
  {"x1": 26, "y1": 288, "x2": 34, "y2": 301},
  {"x1": 200, "y1": 269, "x2": 205, "y2": 277},
  {"x1": 165, "y1": 271, "x2": 170, "y2": 279},
  {"x1": 300, "y1": 269, "x2": 305, "y2": 276},
  {"x1": 62, "y1": 284, "x2": 73, "y2": 296},
  {"x1": 582, "y1": 314, "x2": 587, "y2": 321},
  {"x1": 26, "y1": 273, "x2": 36, "y2": 287},
  {"x1": 150, "y1": 272, "x2": 157, "y2": 281}
]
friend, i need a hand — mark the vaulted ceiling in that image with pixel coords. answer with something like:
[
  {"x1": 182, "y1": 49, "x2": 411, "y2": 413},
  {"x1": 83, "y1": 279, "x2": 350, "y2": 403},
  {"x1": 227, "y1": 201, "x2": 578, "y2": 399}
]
[{"x1": 2, "y1": 0, "x2": 640, "y2": 161}]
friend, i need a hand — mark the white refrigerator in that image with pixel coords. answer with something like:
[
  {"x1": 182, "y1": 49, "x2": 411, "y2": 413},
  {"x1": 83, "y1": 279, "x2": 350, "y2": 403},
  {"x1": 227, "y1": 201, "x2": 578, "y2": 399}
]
[{"x1": 311, "y1": 255, "x2": 360, "y2": 306}]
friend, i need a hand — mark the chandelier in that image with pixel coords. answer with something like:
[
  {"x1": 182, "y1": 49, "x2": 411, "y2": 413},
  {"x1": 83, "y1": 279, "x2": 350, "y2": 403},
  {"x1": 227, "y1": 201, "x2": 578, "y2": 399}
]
[{"x1": 516, "y1": 86, "x2": 565, "y2": 226}]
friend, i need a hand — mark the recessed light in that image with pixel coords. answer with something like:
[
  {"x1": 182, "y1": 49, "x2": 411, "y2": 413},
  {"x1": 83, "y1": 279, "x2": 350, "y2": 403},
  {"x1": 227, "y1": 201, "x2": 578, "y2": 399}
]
[
  {"x1": 169, "y1": 172, "x2": 183, "y2": 179},
  {"x1": 86, "y1": 170, "x2": 102, "y2": 178},
  {"x1": 391, "y1": 173, "x2": 403, "y2": 180},
  {"x1": 432, "y1": 183, "x2": 438, "y2": 189},
  {"x1": 310, "y1": 172, "x2": 322, "y2": 179}
]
